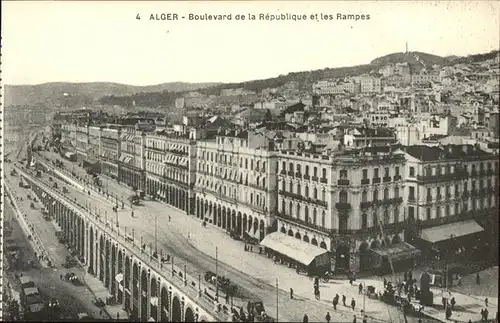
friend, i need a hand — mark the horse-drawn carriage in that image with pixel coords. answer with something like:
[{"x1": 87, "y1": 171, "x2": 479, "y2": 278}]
[{"x1": 204, "y1": 271, "x2": 238, "y2": 295}]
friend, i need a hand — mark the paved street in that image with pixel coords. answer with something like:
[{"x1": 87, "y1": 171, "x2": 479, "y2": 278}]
[
  {"x1": 20, "y1": 157, "x2": 431, "y2": 323},
  {"x1": 5, "y1": 176, "x2": 128, "y2": 321}
]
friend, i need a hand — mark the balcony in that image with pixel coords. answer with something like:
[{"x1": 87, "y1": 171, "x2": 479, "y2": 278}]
[
  {"x1": 320, "y1": 178, "x2": 328, "y2": 184},
  {"x1": 335, "y1": 202, "x2": 351, "y2": 211},
  {"x1": 479, "y1": 170, "x2": 486, "y2": 177},
  {"x1": 394, "y1": 175, "x2": 402, "y2": 181},
  {"x1": 337, "y1": 179, "x2": 350, "y2": 186},
  {"x1": 436, "y1": 194, "x2": 442, "y2": 200},
  {"x1": 303, "y1": 174, "x2": 310, "y2": 180},
  {"x1": 274, "y1": 211, "x2": 330, "y2": 235},
  {"x1": 312, "y1": 176, "x2": 319, "y2": 182},
  {"x1": 470, "y1": 189, "x2": 478, "y2": 197},
  {"x1": 280, "y1": 170, "x2": 286, "y2": 175},
  {"x1": 287, "y1": 171, "x2": 294, "y2": 176},
  {"x1": 295, "y1": 172, "x2": 302, "y2": 178},
  {"x1": 486, "y1": 169, "x2": 493, "y2": 176},
  {"x1": 279, "y1": 190, "x2": 301, "y2": 200},
  {"x1": 462, "y1": 191, "x2": 469, "y2": 199},
  {"x1": 372, "y1": 177, "x2": 381, "y2": 184},
  {"x1": 471, "y1": 170, "x2": 478, "y2": 177},
  {"x1": 361, "y1": 178, "x2": 370, "y2": 185},
  {"x1": 426, "y1": 196, "x2": 432, "y2": 203},
  {"x1": 383, "y1": 176, "x2": 391, "y2": 183},
  {"x1": 360, "y1": 201, "x2": 372, "y2": 209},
  {"x1": 408, "y1": 197, "x2": 416, "y2": 203}
]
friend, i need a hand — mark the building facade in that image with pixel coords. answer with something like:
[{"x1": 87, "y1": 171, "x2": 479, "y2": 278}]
[
  {"x1": 118, "y1": 128, "x2": 145, "y2": 190},
  {"x1": 194, "y1": 131, "x2": 278, "y2": 241},
  {"x1": 144, "y1": 132, "x2": 195, "y2": 214},
  {"x1": 101, "y1": 127, "x2": 121, "y2": 180}
]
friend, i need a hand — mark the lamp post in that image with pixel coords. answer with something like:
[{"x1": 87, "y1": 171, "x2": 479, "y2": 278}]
[
  {"x1": 155, "y1": 214, "x2": 158, "y2": 254},
  {"x1": 215, "y1": 247, "x2": 219, "y2": 301}
]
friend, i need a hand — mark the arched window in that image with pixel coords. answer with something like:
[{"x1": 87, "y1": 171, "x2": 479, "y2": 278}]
[
  {"x1": 289, "y1": 201, "x2": 293, "y2": 216},
  {"x1": 362, "y1": 190, "x2": 368, "y2": 202},
  {"x1": 296, "y1": 204, "x2": 301, "y2": 219},
  {"x1": 339, "y1": 191, "x2": 348, "y2": 203},
  {"x1": 289, "y1": 162, "x2": 294, "y2": 172},
  {"x1": 297, "y1": 183, "x2": 301, "y2": 195},
  {"x1": 313, "y1": 208, "x2": 317, "y2": 224},
  {"x1": 322, "y1": 189, "x2": 326, "y2": 201},
  {"x1": 304, "y1": 206, "x2": 309, "y2": 223},
  {"x1": 314, "y1": 187, "x2": 318, "y2": 199},
  {"x1": 321, "y1": 211, "x2": 326, "y2": 227},
  {"x1": 305, "y1": 185, "x2": 309, "y2": 198}
]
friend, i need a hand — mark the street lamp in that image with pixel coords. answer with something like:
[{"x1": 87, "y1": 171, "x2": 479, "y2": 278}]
[{"x1": 155, "y1": 214, "x2": 158, "y2": 254}]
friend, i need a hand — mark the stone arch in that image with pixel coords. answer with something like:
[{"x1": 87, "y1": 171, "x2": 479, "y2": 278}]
[
  {"x1": 311, "y1": 238, "x2": 318, "y2": 246},
  {"x1": 237, "y1": 212, "x2": 242, "y2": 234},
  {"x1": 171, "y1": 296, "x2": 181, "y2": 322},
  {"x1": 104, "y1": 240, "x2": 111, "y2": 287},
  {"x1": 287, "y1": 229, "x2": 294, "y2": 236},
  {"x1": 243, "y1": 214, "x2": 248, "y2": 233},
  {"x1": 132, "y1": 262, "x2": 139, "y2": 318},
  {"x1": 359, "y1": 242, "x2": 370, "y2": 271},
  {"x1": 253, "y1": 218, "x2": 259, "y2": 234},
  {"x1": 150, "y1": 277, "x2": 158, "y2": 320},
  {"x1": 140, "y1": 269, "x2": 148, "y2": 322},
  {"x1": 248, "y1": 216, "x2": 253, "y2": 233},
  {"x1": 259, "y1": 220, "x2": 265, "y2": 241},
  {"x1": 280, "y1": 226, "x2": 286, "y2": 234},
  {"x1": 111, "y1": 245, "x2": 117, "y2": 295},
  {"x1": 320, "y1": 241, "x2": 327, "y2": 249},
  {"x1": 303, "y1": 235, "x2": 310, "y2": 243},
  {"x1": 124, "y1": 256, "x2": 131, "y2": 310},
  {"x1": 89, "y1": 226, "x2": 94, "y2": 275},
  {"x1": 295, "y1": 232, "x2": 301, "y2": 239},
  {"x1": 392, "y1": 234, "x2": 401, "y2": 244},
  {"x1": 161, "y1": 286, "x2": 169, "y2": 321},
  {"x1": 185, "y1": 306, "x2": 195, "y2": 322}
]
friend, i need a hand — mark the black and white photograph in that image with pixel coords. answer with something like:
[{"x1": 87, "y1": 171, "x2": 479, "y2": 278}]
[{"x1": 1, "y1": 1, "x2": 499, "y2": 322}]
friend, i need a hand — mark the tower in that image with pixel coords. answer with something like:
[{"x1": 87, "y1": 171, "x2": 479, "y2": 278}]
[{"x1": 405, "y1": 41, "x2": 409, "y2": 54}]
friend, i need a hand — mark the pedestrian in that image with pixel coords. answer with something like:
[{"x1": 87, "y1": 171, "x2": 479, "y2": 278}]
[
  {"x1": 325, "y1": 312, "x2": 331, "y2": 323},
  {"x1": 100, "y1": 309, "x2": 103, "y2": 316},
  {"x1": 485, "y1": 297, "x2": 489, "y2": 307},
  {"x1": 363, "y1": 315, "x2": 368, "y2": 323},
  {"x1": 117, "y1": 312, "x2": 120, "y2": 320},
  {"x1": 60, "y1": 274, "x2": 63, "y2": 280},
  {"x1": 457, "y1": 274, "x2": 462, "y2": 286},
  {"x1": 476, "y1": 272, "x2": 481, "y2": 285},
  {"x1": 169, "y1": 215, "x2": 171, "y2": 222},
  {"x1": 353, "y1": 315, "x2": 357, "y2": 323},
  {"x1": 446, "y1": 305, "x2": 452, "y2": 320},
  {"x1": 481, "y1": 309, "x2": 485, "y2": 321},
  {"x1": 409, "y1": 270, "x2": 413, "y2": 283},
  {"x1": 342, "y1": 294, "x2": 347, "y2": 307},
  {"x1": 404, "y1": 271, "x2": 408, "y2": 282},
  {"x1": 450, "y1": 297, "x2": 456, "y2": 310},
  {"x1": 225, "y1": 293, "x2": 229, "y2": 304},
  {"x1": 358, "y1": 283, "x2": 363, "y2": 295},
  {"x1": 467, "y1": 320, "x2": 472, "y2": 323},
  {"x1": 351, "y1": 298, "x2": 356, "y2": 311},
  {"x1": 290, "y1": 288, "x2": 294, "y2": 300},
  {"x1": 384, "y1": 277, "x2": 388, "y2": 288},
  {"x1": 250, "y1": 246, "x2": 253, "y2": 252},
  {"x1": 333, "y1": 294, "x2": 338, "y2": 310},
  {"x1": 303, "y1": 313, "x2": 308, "y2": 323},
  {"x1": 484, "y1": 308, "x2": 489, "y2": 321}
]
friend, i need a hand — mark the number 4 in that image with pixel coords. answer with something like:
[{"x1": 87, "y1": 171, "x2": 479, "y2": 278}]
[{"x1": 136, "y1": 14, "x2": 141, "y2": 20}]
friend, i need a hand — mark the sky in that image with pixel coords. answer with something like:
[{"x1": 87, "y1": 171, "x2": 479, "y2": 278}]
[{"x1": 2, "y1": 1, "x2": 500, "y2": 86}]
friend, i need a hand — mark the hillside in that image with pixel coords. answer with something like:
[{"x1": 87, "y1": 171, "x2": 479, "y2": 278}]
[{"x1": 4, "y1": 82, "x2": 220, "y2": 107}]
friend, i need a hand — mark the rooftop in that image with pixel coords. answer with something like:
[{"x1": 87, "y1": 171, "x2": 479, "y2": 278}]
[{"x1": 403, "y1": 144, "x2": 494, "y2": 161}]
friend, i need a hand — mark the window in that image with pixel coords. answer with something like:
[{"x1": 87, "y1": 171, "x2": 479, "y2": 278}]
[
  {"x1": 384, "y1": 188, "x2": 389, "y2": 200},
  {"x1": 446, "y1": 186, "x2": 450, "y2": 197},
  {"x1": 322, "y1": 168, "x2": 327, "y2": 179},
  {"x1": 281, "y1": 181, "x2": 285, "y2": 191},
  {"x1": 313, "y1": 167, "x2": 318, "y2": 177},
  {"x1": 296, "y1": 204, "x2": 301, "y2": 219},
  {"x1": 437, "y1": 187, "x2": 441, "y2": 199},
  {"x1": 362, "y1": 191, "x2": 368, "y2": 202},
  {"x1": 313, "y1": 188, "x2": 318, "y2": 199},
  {"x1": 395, "y1": 167, "x2": 400, "y2": 176},
  {"x1": 426, "y1": 167, "x2": 432, "y2": 177},
  {"x1": 373, "y1": 213, "x2": 378, "y2": 227},
  {"x1": 362, "y1": 214, "x2": 368, "y2": 229},
  {"x1": 446, "y1": 205, "x2": 450, "y2": 217},
  {"x1": 297, "y1": 164, "x2": 301, "y2": 174},
  {"x1": 289, "y1": 162, "x2": 293, "y2": 172},
  {"x1": 436, "y1": 207, "x2": 441, "y2": 218},
  {"x1": 374, "y1": 168, "x2": 379, "y2": 178},
  {"x1": 339, "y1": 191, "x2": 348, "y2": 203},
  {"x1": 373, "y1": 190, "x2": 379, "y2": 201},
  {"x1": 409, "y1": 187, "x2": 415, "y2": 200},
  {"x1": 281, "y1": 161, "x2": 286, "y2": 172},
  {"x1": 394, "y1": 208, "x2": 399, "y2": 223},
  {"x1": 409, "y1": 167, "x2": 415, "y2": 177},
  {"x1": 304, "y1": 206, "x2": 309, "y2": 223},
  {"x1": 384, "y1": 167, "x2": 389, "y2": 177},
  {"x1": 321, "y1": 211, "x2": 326, "y2": 227},
  {"x1": 305, "y1": 165, "x2": 310, "y2": 176},
  {"x1": 305, "y1": 185, "x2": 309, "y2": 198},
  {"x1": 455, "y1": 203, "x2": 459, "y2": 215},
  {"x1": 394, "y1": 187, "x2": 399, "y2": 198},
  {"x1": 383, "y1": 209, "x2": 390, "y2": 224},
  {"x1": 362, "y1": 169, "x2": 368, "y2": 179},
  {"x1": 289, "y1": 181, "x2": 293, "y2": 192},
  {"x1": 322, "y1": 189, "x2": 326, "y2": 201},
  {"x1": 340, "y1": 170, "x2": 348, "y2": 179},
  {"x1": 297, "y1": 183, "x2": 301, "y2": 195},
  {"x1": 455, "y1": 184, "x2": 459, "y2": 197},
  {"x1": 250, "y1": 160, "x2": 253, "y2": 170},
  {"x1": 313, "y1": 209, "x2": 317, "y2": 224},
  {"x1": 289, "y1": 201, "x2": 293, "y2": 216},
  {"x1": 426, "y1": 208, "x2": 431, "y2": 220},
  {"x1": 281, "y1": 200, "x2": 285, "y2": 213},
  {"x1": 245, "y1": 159, "x2": 248, "y2": 169}
]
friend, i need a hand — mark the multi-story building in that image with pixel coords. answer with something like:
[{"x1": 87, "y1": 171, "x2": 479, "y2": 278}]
[
  {"x1": 313, "y1": 80, "x2": 361, "y2": 95},
  {"x1": 274, "y1": 146, "x2": 410, "y2": 273},
  {"x1": 101, "y1": 126, "x2": 121, "y2": 180},
  {"x1": 85, "y1": 126, "x2": 101, "y2": 170},
  {"x1": 61, "y1": 124, "x2": 77, "y2": 154},
  {"x1": 356, "y1": 76, "x2": 382, "y2": 93},
  {"x1": 400, "y1": 144, "x2": 499, "y2": 260},
  {"x1": 194, "y1": 130, "x2": 278, "y2": 241},
  {"x1": 144, "y1": 132, "x2": 196, "y2": 214},
  {"x1": 75, "y1": 125, "x2": 89, "y2": 163},
  {"x1": 343, "y1": 127, "x2": 397, "y2": 148},
  {"x1": 118, "y1": 128, "x2": 145, "y2": 190}
]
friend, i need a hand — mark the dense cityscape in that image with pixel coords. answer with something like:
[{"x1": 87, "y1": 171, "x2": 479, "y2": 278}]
[{"x1": 3, "y1": 49, "x2": 499, "y2": 323}]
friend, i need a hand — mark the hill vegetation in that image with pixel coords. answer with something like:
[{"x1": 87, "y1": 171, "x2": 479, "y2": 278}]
[{"x1": 4, "y1": 82, "x2": 220, "y2": 107}]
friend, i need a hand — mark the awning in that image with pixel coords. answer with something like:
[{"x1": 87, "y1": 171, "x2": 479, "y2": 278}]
[
  {"x1": 420, "y1": 220, "x2": 484, "y2": 244},
  {"x1": 260, "y1": 232, "x2": 329, "y2": 266},
  {"x1": 371, "y1": 243, "x2": 421, "y2": 262},
  {"x1": 115, "y1": 273, "x2": 124, "y2": 283}
]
